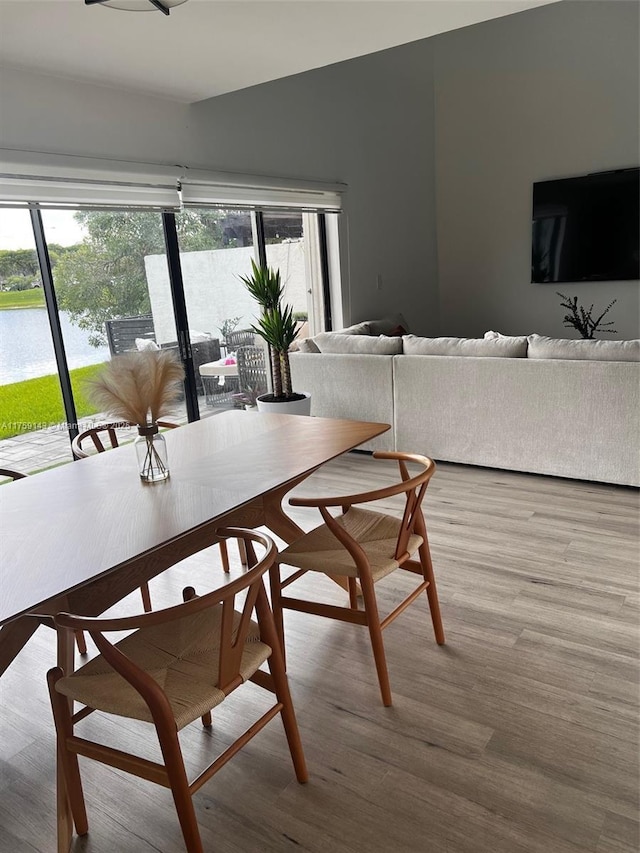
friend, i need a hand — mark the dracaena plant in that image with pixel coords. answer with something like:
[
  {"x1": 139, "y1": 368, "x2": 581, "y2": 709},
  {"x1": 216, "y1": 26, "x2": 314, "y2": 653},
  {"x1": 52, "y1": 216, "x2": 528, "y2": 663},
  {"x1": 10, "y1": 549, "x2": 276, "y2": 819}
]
[
  {"x1": 252, "y1": 303, "x2": 298, "y2": 398},
  {"x1": 239, "y1": 260, "x2": 283, "y2": 313},
  {"x1": 239, "y1": 261, "x2": 299, "y2": 400}
]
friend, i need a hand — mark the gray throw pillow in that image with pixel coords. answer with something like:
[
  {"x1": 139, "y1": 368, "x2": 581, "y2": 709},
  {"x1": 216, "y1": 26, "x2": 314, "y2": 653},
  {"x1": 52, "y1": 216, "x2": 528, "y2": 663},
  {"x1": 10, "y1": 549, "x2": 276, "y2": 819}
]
[
  {"x1": 336, "y1": 321, "x2": 372, "y2": 335},
  {"x1": 294, "y1": 338, "x2": 321, "y2": 353},
  {"x1": 367, "y1": 313, "x2": 410, "y2": 336}
]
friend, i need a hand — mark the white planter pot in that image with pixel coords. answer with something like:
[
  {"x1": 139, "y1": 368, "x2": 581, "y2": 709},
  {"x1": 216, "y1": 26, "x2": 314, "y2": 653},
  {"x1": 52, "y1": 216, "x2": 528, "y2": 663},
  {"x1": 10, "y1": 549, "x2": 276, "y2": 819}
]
[{"x1": 256, "y1": 392, "x2": 311, "y2": 416}]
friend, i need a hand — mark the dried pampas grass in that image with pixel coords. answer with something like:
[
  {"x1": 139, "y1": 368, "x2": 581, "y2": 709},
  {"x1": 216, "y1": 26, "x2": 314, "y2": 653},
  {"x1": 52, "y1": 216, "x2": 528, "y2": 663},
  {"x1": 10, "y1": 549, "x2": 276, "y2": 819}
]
[{"x1": 87, "y1": 349, "x2": 185, "y2": 427}]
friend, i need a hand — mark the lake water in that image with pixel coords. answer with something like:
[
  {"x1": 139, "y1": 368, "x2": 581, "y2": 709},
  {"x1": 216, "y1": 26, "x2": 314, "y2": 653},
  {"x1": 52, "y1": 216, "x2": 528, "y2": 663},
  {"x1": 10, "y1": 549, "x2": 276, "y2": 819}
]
[{"x1": 0, "y1": 308, "x2": 111, "y2": 385}]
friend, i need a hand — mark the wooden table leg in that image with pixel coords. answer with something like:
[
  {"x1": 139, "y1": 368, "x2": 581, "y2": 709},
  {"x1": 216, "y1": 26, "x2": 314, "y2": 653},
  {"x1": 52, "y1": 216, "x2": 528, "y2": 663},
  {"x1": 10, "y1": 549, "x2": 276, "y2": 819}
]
[
  {"x1": 56, "y1": 628, "x2": 74, "y2": 853},
  {"x1": 262, "y1": 475, "x2": 352, "y2": 593},
  {"x1": 0, "y1": 616, "x2": 40, "y2": 675}
]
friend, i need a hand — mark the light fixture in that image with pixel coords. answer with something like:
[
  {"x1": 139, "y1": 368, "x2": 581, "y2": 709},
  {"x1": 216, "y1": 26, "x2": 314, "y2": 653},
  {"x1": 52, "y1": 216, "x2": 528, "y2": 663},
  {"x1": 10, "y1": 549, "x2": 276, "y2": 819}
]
[{"x1": 85, "y1": 0, "x2": 188, "y2": 15}]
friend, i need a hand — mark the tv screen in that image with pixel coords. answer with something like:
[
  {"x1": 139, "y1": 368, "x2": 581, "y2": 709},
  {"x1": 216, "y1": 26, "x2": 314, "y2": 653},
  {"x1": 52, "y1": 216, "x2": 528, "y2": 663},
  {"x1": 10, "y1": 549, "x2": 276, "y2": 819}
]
[{"x1": 531, "y1": 168, "x2": 639, "y2": 283}]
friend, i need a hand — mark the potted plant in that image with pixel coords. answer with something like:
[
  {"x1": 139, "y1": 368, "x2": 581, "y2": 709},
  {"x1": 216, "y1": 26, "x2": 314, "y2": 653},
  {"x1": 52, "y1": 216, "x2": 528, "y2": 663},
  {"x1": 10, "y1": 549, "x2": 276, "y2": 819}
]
[
  {"x1": 239, "y1": 260, "x2": 311, "y2": 415},
  {"x1": 218, "y1": 315, "x2": 242, "y2": 345},
  {"x1": 556, "y1": 292, "x2": 617, "y2": 339},
  {"x1": 231, "y1": 384, "x2": 261, "y2": 410}
]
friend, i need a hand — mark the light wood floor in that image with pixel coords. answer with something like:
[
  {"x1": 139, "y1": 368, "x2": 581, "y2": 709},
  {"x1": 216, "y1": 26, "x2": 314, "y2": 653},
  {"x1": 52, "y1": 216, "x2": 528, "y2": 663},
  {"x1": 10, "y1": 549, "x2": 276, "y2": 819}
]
[{"x1": 1, "y1": 454, "x2": 638, "y2": 853}]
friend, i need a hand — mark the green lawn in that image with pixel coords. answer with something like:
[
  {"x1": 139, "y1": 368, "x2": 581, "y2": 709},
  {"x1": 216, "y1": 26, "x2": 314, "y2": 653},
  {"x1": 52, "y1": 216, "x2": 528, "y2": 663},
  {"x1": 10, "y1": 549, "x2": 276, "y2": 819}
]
[
  {"x1": 0, "y1": 363, "x2": 105, "y2": 439},
  {"x1": 0, "y1": 289, "x2": 45, "y2": 310}
]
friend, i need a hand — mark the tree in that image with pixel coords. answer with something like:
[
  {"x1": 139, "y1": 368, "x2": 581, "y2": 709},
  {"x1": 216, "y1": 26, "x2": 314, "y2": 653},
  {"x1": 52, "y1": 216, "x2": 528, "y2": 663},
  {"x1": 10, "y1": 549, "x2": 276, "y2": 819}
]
[
  {"x1": 0, "y1": 244, "x2": 76, "y2": 291},
  {"x1": 53, "y1": 210, "x2": 230, "y2": 347},
  {"x1": 0, "y1": 248, "x2": 39, "y2": 290}
]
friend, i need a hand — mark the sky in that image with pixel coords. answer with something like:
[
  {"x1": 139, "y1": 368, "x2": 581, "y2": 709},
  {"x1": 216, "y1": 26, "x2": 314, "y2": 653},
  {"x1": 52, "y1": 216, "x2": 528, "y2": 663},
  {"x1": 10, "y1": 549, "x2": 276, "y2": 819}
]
[{"x1": 0, "y1": 209, "x2": 86, "y2": 250}]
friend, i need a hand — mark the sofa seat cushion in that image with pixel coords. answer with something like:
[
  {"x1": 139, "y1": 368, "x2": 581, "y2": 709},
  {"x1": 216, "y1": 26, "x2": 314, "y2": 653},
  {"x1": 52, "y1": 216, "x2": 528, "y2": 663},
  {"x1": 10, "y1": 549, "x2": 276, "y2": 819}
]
[
  {"x1": 403, "y1": 335, "x2": 528, "y2": 358},
  {"x1": 314, "y1": 333, "x2": 402, "y2": 355},
  {"x1": 528, "y1": 334, "x2": 640, "y2": 362}
]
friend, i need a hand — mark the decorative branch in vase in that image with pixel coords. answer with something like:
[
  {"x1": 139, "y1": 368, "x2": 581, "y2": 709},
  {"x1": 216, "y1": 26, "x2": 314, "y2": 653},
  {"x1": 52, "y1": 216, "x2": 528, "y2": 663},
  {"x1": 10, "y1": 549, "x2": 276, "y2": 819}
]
[
  {"x1": 87, "y1": 350, "x2": 184, "y2": 482},
  {"x1": 556, "y1": 292, "x2": 618, "y2": 339}
]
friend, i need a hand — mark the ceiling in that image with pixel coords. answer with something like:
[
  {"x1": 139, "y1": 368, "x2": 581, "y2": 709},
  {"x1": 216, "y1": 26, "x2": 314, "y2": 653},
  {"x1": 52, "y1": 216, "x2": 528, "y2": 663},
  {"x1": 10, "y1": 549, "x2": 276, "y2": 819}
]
[{"x1": 0, "y1": 0, "x2": 559, "y2": 103}]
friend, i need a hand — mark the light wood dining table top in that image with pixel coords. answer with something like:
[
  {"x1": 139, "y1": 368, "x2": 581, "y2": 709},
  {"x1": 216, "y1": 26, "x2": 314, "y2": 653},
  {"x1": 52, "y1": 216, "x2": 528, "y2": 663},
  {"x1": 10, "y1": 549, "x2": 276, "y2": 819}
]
[{"x1": 0, "y1": 411, "x2": 390, "y2": 626}]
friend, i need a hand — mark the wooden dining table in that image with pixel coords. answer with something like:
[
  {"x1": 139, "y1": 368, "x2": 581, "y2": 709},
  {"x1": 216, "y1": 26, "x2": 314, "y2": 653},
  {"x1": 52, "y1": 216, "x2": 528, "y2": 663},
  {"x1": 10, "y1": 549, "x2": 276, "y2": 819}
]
[{"x1": 0, "y1": 410, "x2": 389, "y2": 852}]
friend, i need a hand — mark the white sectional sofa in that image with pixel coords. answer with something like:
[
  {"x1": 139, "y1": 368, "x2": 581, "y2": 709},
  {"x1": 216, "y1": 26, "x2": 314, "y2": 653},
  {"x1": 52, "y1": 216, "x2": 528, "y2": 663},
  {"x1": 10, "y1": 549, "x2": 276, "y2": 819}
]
[{"x1": 290, "y1": 320, "x2": 640, "y2": 486}]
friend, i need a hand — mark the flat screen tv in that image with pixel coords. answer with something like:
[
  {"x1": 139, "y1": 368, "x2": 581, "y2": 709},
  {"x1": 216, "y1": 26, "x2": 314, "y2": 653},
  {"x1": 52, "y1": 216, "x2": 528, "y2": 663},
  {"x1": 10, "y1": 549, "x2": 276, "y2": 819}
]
[{"x1": 531, "y1": 167, "x2": 639, "y2": 283}]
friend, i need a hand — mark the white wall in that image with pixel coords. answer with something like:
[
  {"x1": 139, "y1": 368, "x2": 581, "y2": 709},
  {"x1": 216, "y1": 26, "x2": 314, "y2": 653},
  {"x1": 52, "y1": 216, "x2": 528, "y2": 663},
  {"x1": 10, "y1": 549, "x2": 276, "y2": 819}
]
[
  {"x1": 1, "y1": 1, "x2": 637, "y2": 339},
  {"x1": 145, "y1": 242, "x2": 308, "y2": 344},
  {"x1": 433, "y1": 0, "x2": 640, "y2": 339},
  {"x1": 0, "y1": 66, "x2": 192, "y2": 165},
  {"x1": 186, "y1": 42, "x2": 439, "y2": 334}
]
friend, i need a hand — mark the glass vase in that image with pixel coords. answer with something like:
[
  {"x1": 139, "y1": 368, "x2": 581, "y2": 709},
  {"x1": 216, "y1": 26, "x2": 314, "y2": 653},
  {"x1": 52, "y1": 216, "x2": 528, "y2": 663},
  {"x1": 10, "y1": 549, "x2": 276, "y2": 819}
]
[{"x1": 135, "y1": 424, "x2": 169, "y2": 483}]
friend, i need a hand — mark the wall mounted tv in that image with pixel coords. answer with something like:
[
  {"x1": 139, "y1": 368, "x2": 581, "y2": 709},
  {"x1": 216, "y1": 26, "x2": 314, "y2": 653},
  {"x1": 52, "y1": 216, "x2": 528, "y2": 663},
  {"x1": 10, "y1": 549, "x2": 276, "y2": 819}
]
[{"x1": 531, "y1": 167, "x2": 639, "y2": 283}]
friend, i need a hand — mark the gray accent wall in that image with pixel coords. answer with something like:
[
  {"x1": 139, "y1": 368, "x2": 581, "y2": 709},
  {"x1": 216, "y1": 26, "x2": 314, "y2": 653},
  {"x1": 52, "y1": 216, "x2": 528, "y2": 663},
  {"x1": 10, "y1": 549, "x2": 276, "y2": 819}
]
[
  {"x1": 189, "y1": 0, "x2": 639, "y2": 338},
  {"x1": 433, "y1": 0, "x2": 640, "y2": 339}
]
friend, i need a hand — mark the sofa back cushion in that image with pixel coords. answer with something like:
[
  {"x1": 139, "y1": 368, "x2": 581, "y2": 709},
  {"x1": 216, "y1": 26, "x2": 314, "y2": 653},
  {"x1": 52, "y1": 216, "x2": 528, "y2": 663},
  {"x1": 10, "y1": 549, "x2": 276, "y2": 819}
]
[
  {"x1": 402, "y1": 335, "x2": 528, "y2": 358},
  {"x1": 314, "y1": 333, "x2": 403, "y2": 355},
  {"x1": 527, "y1": 334, "x2": 640, "y2": 362}
]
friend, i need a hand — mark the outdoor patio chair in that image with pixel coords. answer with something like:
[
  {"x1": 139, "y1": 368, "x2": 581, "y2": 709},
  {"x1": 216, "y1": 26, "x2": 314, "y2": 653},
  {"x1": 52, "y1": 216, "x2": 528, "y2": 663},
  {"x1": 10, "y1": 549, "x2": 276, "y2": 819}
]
[
  {"x1": 47, "y1": 527, "x2": 308, "y2": 853},
  {"x1": 224, "y1": 328, "x2": 255, "y2": 350},
  {"x1": 235, "y1": 344, "x2": 268, "y2": 403},
  {"x1": 271, "y1": 451, "x2": 445, "y2": 706}
]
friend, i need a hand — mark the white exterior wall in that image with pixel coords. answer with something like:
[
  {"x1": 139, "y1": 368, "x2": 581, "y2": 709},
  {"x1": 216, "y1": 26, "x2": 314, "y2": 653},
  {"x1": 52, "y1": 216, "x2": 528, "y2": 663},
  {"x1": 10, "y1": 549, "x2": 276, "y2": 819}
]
[{"x1": 144, "y1": 242, "x2": 308, "y2": 344}]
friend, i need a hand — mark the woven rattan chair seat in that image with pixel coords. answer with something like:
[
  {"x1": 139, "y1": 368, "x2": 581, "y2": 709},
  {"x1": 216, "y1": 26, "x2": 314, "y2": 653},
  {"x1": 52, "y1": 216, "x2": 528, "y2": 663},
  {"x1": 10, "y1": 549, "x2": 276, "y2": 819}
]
[
  {"x1": 277, "y1": 507, "x2": 423, "y2": 581},
  {"x1": 55, "y1": 608, "x2": 270, "y2": 730}
]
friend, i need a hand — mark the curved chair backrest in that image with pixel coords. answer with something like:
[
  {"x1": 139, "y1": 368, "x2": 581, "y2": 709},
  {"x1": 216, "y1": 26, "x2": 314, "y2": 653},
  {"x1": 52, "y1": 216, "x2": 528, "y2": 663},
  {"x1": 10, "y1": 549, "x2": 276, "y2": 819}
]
[
  {"x1": 236, "y1": 345, "x2": 268, "y2": 397},
  {"x1": 0, "y1": 468, "x2": 27, "y2": 481},
  {"x1": 72, "y1": 421, "x2": 178, "y2": 459},
  {"x1": 225, "y1": 328, "x2": 255, "y2": 350},
  {"x1": 289, "y1": 451, "x2": 436, "y2": 562},
  {"x1": 54, "y1": 527, "x2": 278, "y2": 703}
]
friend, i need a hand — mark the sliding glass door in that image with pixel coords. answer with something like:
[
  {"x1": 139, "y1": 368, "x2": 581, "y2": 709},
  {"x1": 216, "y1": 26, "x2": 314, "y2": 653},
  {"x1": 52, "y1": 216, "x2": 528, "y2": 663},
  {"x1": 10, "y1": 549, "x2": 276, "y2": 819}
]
[
  {"x1": 0, "y1": 203, "x2": 336, "y2": 471},
  {"x1": 0, "y1": 209, "x2": 70, "y2": 471}
]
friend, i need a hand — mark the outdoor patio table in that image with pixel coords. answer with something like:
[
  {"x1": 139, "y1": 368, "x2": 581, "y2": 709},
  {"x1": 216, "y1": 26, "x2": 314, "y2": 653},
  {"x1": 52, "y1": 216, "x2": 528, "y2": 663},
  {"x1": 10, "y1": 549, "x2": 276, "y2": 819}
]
[
  {"x1": 199, "y1": 358, "x2": 240, "y2": 406},
  {"x1": 0, "y1": 410, "x2": 389, "y2": 853}
]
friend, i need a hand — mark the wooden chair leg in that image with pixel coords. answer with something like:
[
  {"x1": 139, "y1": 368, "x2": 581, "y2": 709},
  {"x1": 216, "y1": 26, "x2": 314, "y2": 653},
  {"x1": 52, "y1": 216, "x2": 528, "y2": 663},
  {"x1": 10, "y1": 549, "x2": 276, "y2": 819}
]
[
  {"x1": 269, "y1": 651, "x2": 308, "y2": 783},
  {"x1": 155, "y1": 720, "x2": 204, "y2": 853},
  {"x1": 257, "y1": 594, "x2": 307, "y2": 784},
  {"x1": 140, "y1": 582, "x2": 152, "y2": 613},
  {"x1": 418, "y1": 538, "x2": 445, "y2": 645},
  {"x1": 359, "y1": 576, "x2": 392, "y2": 707},
  {"x1": 269, "y1": 564, "x2": 286, "y2": 668},
  {"x1": 348, "y1": 576, "x2": 359, "y2": 610},
  {"x1": 47, "y1": 668, "x2": 89, "y2": 836},
  {"x1": 218, "y1": 540, "x2": 230, "y2": 574},
  {"x1": 182, "y1": 587, "x2": 212, "y2": 727},
  {"x1": 237, "y1": 537, "x2": 248, "y2": 567}
]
